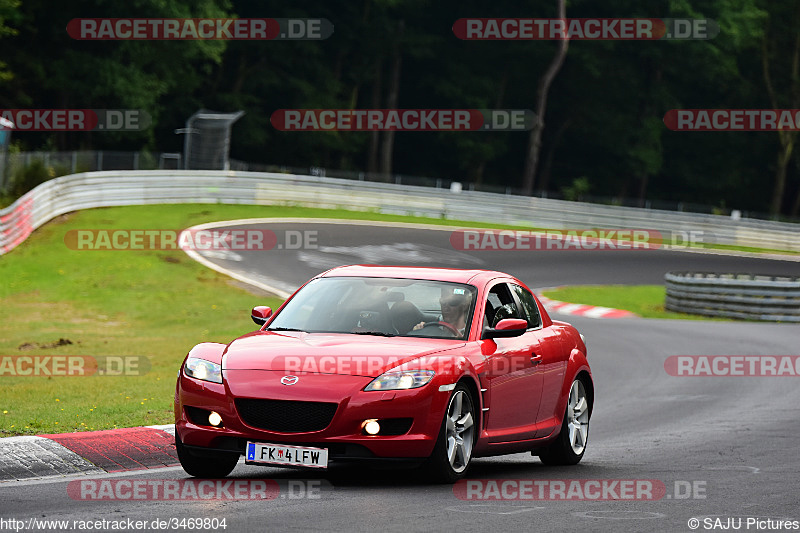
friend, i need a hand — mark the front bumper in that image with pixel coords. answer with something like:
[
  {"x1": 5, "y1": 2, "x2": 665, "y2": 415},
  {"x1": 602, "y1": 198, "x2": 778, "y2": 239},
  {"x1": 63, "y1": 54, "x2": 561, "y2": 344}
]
[{"x1": 175, "y1": 369, "x2": 451, "y2": 460}]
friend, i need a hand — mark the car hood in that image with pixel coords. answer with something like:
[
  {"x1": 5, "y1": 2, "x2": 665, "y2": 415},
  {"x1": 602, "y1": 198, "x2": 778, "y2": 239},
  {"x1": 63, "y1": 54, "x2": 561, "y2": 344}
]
[{"x1": 222, "y1": 331, "x2": 465, "y2": 377}]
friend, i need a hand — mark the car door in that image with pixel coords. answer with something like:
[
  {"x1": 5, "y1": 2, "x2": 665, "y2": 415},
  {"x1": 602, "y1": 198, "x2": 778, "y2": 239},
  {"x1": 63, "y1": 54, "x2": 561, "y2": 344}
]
[
  {"x1": 482, "y1": 281, "x2": 545, "y2": 442},
  {"x1": 509, "y1": 284, "x2": 568, "y2": 438}
]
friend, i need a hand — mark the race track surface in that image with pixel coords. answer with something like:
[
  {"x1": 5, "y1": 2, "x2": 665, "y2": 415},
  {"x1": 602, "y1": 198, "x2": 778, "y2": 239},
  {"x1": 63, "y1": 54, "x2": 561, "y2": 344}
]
[
  {"x1": 2, "y1": 221, "x2": 798, "y2": 533},
  {"x1": 183, "y1": 220, "x2": 800, "y2": 295}
]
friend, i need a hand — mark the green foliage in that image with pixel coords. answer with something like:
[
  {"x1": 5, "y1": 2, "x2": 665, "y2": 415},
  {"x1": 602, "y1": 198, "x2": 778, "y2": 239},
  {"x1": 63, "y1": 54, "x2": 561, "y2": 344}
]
[
  {"x1": 0, "y1": 0, "x2": 798, "y2": 215},
  {"x1": 562, "y1": 176, "x2": 591, "y2": 202},
  {"x1": 0, "y1": 0, "x2": 19, "y2": 39},
  {"x1": 0, "y1": 0, "x2": 20, "y2": 81},
  {"x1": 541, "y1": 285, "x2": 718, "y2": 320},
  {"x1": 9, "y1": 159, "x2": 51, "y2": 196},
  {"x1": 7, "y1": 157, "x2": 72, "y2": 197}
]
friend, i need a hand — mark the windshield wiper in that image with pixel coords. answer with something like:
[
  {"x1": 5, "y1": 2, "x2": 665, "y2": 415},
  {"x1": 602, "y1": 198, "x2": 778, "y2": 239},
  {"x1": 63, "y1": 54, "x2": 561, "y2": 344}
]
[
  {"x1": 266, "y1": 327, "x2": 306, "y2": 332},
  {"x1": 350, "y1": 331, "x2": 396, "y2": 337}
]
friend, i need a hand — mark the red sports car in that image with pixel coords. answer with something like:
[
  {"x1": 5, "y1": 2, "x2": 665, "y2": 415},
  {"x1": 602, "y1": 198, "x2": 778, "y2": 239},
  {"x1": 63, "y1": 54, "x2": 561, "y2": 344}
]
[{"x1": 175, "y1": 265, "x2": 592, "y2": 482}]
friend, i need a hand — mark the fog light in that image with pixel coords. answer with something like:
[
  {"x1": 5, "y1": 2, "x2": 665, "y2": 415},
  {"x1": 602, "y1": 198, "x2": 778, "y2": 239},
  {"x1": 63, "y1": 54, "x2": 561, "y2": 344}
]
[
  {"x1": 363, "y1": 419, "x2": 380, "y2": 435},
  {"x1": 208, "y1": 411, "x2": 222, "y2": 427}
]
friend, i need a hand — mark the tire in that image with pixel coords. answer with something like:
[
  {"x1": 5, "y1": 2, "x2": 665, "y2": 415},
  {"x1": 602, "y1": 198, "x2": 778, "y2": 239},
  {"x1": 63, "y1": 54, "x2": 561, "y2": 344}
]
[
  {"x1": 538, "y1": 377, "x2": 590, "y2": 466},
  {"x1": 175, "y1": 435, "x2": 240, "y2": 478},
  {"x1": 423, "y1": 384, "x2": 477, "y2": 483}
]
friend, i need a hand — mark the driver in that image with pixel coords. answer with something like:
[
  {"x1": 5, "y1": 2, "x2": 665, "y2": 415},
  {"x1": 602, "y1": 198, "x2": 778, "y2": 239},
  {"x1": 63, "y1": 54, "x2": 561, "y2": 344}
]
[{"x1": 413, "y1": 286, "x2": 470, "y2": 335}]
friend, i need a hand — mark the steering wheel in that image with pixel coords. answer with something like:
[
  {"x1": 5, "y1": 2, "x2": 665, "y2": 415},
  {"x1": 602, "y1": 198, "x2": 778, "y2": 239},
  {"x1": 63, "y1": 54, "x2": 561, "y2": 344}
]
[{"x1": 417, "y1": 321, "x2": 461, "y2": 337}]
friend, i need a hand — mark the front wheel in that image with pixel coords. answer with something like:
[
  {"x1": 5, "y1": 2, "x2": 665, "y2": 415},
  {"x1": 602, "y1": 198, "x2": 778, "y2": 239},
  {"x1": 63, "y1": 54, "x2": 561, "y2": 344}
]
[
  {"x1": 176, "y1": 435, "x2": 240, "y2": 478},
  {"x1": 423, "y1": 384, "x2": 477, "y2": 483},
  {"x1": 538, "y1": 378, "x2": 590, "y2": 466}
]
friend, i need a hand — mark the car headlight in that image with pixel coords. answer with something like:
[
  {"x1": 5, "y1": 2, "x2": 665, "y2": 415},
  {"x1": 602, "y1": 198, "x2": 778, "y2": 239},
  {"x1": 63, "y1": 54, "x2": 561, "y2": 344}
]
[
  {"x1": 365, "y1": 370, "x2": 435, "y2": 391},
  {"x1": 184, "y1": 357, "x2": 223, "y2": 384}
]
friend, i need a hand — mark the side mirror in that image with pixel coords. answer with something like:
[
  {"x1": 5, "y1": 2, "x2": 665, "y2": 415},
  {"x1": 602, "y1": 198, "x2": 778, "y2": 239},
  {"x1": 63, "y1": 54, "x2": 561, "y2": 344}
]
[
  {"x1": 482, "y1": 318, "x2": 527, "y2": 339},
  {"x1": 251, "y1": 306, "x2": 272, "y2": 326}
]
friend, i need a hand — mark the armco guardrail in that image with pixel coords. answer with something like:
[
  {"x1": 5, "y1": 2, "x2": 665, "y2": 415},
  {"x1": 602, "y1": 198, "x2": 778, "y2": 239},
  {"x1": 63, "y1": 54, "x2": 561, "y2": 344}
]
[
  {"x1": 665, "y1": 272, "x2": 800, "y2": 322},
  {"x1": 2, "y1": 170, "x2": 800, "y2": 256}
]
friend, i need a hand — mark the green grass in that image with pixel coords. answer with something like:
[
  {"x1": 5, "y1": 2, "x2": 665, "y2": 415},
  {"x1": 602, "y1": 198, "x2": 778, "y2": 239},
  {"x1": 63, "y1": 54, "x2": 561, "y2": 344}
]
[
  {"x1": 699, "y1": 242, "x2": 799, "y2": 255},
  {"x1": 0, "y1": 203, "x2": 774, "y2": 435},
  {"x1": 0, "y1": 204, "x2": 567, "y2": 436},
  {"x1": 541, "y1": 285, "x2": 721, "y2": 320}
]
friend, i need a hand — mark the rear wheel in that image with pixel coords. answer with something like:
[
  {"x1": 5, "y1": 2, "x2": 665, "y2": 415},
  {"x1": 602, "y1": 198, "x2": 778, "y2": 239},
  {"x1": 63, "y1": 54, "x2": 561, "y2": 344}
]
[
  {"x1": 424, "y1": 384, "x2": 477, "y2": 483},
  {"x1": 538, "y1": 378, "x2": 590, "y2": 466},
  {"x1": 175, "y1": 435, "x2": 239, "y2": 478}
]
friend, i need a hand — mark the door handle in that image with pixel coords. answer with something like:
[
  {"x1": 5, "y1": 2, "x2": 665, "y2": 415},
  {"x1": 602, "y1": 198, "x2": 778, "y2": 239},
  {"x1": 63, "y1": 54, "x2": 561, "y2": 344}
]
[{"x1": 530, "y1": 354, "x2": 542, "y2": 366}]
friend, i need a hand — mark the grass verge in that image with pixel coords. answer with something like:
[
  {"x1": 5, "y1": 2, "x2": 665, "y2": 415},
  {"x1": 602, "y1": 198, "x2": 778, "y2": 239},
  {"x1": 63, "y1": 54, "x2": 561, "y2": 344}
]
[
  {"x1": 1, "y1": 203, "x2": 764, "y2": 435},
  {"x1": 541, "y1": 285, "x2": 721, "y2": 320},
  {"x1": 0, "y1": 203, "x2": 563, "y2": 436}
]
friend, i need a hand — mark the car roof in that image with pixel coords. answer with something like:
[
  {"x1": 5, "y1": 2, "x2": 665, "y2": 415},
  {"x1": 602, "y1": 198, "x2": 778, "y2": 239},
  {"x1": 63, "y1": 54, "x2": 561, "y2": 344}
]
[{"x1": 317, "y1": 264, "x2": 512, "y2": 285}]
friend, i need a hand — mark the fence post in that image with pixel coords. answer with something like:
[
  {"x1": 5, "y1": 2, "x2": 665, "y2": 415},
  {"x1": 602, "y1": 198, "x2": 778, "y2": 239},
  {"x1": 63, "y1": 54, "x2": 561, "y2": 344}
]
[{"x1": 0, "y1": 118, "x2": 11, "y2": 193}]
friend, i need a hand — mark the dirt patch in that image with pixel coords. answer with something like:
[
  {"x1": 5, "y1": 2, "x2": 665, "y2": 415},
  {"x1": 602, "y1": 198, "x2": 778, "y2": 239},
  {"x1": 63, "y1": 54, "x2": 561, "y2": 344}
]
[
  {"x1": 51, "y1": 213, "x2": 73, "y2": 224},
  {"x1": 18, "y1": 338, "x2": 74, "y2": 351}
]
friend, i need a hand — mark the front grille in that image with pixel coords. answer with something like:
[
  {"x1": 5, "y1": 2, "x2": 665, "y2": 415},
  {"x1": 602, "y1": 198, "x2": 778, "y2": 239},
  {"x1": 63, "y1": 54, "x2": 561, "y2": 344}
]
[{"x1": 235, "y1": 399, "x2": 338, "y2": 433}]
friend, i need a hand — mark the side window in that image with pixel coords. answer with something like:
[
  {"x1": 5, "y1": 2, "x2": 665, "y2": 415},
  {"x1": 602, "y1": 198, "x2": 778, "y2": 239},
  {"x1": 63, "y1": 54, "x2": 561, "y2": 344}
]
[
  {"x1": 486, "y1": 283, "x2": 524, "y2": 327},
  {"x1": 511, "y1": 284, "x2": 542, "y2": 329}
]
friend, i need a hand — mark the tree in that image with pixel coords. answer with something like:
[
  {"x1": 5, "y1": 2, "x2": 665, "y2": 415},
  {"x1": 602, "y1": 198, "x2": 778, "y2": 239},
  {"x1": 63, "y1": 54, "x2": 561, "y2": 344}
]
[
  {"x1": 760, "y1": 0, "x2": 800, "y2": 215},
  {"x1": 0, "y1": 0, "x2": 20, "y2": 84},
  {"x1": 1, "y1": 0, "x2": 232, "y2": 149},
  {"x1": 521, "y1": 0, "x2": 568, "y2": 196},
  {"x1": 378, "y1": 19, "x2": 404, "y2": 177}
]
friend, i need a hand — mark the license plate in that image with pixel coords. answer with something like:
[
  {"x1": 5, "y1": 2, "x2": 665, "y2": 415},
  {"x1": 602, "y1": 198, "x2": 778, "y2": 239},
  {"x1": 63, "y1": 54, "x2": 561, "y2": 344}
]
[{"x1": 245, "y1": 441, "x2": 328, "y2": 468}]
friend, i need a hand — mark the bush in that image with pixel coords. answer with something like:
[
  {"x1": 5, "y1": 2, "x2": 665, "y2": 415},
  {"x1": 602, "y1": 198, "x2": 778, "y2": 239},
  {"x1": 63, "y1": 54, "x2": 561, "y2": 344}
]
[
  {"x1": 562, "y1": 176, "x2": 591, "y2": 202},
  {"x1": 9, "y1": 159, "x2": 56, "y2": 197}
]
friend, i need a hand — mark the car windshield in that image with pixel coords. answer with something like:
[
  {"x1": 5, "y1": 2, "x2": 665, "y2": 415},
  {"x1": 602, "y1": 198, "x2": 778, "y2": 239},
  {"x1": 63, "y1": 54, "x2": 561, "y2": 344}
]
[{"x1": 267, "y1": 276, "x2": 478, "y2": 340}]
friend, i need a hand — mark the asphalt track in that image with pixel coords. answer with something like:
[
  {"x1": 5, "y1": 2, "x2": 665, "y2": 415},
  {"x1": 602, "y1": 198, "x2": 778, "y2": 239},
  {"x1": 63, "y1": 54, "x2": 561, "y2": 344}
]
[
  {"x1": 1, "y1": 220, "x2": 799, "y2": 533},
  {"x1": 182, "y1": 219, "x2": 800, "y2": 296}
]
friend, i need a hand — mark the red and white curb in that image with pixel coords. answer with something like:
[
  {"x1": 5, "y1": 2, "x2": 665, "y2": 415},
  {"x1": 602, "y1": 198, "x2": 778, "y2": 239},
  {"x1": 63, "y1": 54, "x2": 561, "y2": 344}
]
[
  {"x1": 0, "y1": 425, "x2": 177, "y2": 482},
  {"x1": 537, "y1": 294, "x2": 637, "y2": 319}
]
